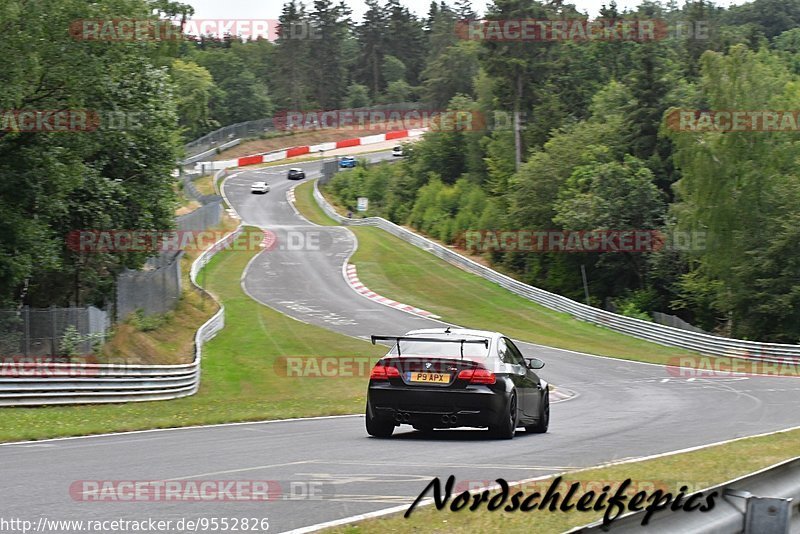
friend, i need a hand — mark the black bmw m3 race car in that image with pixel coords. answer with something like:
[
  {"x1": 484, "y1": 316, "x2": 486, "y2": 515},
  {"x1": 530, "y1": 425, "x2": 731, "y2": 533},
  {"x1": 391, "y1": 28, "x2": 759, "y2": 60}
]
[{"x1": 365, "y1": 328, "x2": 549, "y2": 439}]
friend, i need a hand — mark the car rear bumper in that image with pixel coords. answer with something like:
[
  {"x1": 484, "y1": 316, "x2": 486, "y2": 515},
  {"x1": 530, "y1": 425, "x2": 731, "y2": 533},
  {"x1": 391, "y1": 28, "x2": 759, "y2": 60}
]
[{"x1": 368, "y1": 385, "x2": 507, "y2": 428}]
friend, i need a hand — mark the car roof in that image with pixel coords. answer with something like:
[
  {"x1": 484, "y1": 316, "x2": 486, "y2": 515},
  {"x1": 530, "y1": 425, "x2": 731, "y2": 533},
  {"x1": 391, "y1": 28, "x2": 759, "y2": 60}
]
[
  {"x1": 341, "y1": 156, "x2": 355, "y2": 159},
  {"x1": 289, "y1": 168, "x2": 302, "y2": 172},
  {"x1": 252, "y1": 181, "x2": 267, "y2": 185}
]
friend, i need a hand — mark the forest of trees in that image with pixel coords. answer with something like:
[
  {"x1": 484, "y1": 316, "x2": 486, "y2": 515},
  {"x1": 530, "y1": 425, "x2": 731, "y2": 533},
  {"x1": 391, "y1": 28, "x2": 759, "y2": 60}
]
[
  {"x1": 2, "y1": 0, "x2": 799, "y2": 343},
  {"x1": 1, "y1": 0, "x2": 185, "y2": 312},
  {"x1": 319, "y1": 0, "x2": 800, "y2": 342},
  {"x1": 170, "y1": 0, "x2": 484, "y2": 138}
]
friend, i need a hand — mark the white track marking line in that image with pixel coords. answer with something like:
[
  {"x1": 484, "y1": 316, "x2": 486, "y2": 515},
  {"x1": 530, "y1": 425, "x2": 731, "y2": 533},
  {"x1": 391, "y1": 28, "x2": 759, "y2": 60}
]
[
  {"x1": 305, "y1": 460, "x2": 577, "y2": 471},
  {"x1": 73, "y1": 461, "x2": 316, "y2": 497},
  {"x1": 0, "y1": 414, "x2": 363, "y2": 448},
  {"x1": 164, "y1": 460, "x2": 314, "y2": 482},
  {"x1": 284, "y1": 422, "x2": 800, "y2": 533}
]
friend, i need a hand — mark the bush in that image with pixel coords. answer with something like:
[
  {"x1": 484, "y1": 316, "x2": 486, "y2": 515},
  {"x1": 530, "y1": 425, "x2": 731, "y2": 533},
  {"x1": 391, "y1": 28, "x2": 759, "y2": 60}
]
[
  {"x1": 618, "y1": 302, "x2": 652, "y2": 322},
  {"x1": 58, "y1": 325, "x2": 105, "y2": 360},
  {"x1": 326, "y1": 163, "x2": 491, "y2": 248},
  {"x1": 129, "y1": 309, "x2": 172, "y2": 332}
]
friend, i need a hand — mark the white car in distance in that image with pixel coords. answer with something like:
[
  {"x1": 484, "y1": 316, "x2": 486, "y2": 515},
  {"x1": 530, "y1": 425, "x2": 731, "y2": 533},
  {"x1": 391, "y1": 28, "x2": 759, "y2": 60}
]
[{"x1": 250, "y1": 181, "x2": 270, "y2": 194}]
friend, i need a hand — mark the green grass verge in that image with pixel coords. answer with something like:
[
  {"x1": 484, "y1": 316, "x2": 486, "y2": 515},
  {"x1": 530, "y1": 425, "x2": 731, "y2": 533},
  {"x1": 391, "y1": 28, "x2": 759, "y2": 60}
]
[
  {"x1": 348, "y1": 227, "x2": 692, "y2": 363},
  {"x1": 328, "y1": 426, "x2": 800, "y2": 534},
  {"x1": 292, "y1": 186, "x2": 692, "y2": 364},
  {"x1": 0, "y1": 229, "x2": 384, "y2": 443},
  {"x1": 294, "y1": 180, "x2": 339, "y2": 226},
  {"x1": 192, "y1": 173, "x2": 216, "y2": 196}
]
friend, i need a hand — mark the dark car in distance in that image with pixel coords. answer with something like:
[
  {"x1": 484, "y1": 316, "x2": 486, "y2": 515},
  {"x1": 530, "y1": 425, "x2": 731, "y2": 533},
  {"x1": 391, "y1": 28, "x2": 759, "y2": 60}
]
[
  {"x1": 365, "y1": 327, "x2": 549, "y2": 439},
  {"x1": 287, "y1": 168, "x2": 305, "y2": 180}
]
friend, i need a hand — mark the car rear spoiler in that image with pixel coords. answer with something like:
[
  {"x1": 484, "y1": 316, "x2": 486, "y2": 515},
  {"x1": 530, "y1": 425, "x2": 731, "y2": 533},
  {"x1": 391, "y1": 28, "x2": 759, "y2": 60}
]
[{"x1": 370, "y1": 335, "x2": 489, "y2": 359}]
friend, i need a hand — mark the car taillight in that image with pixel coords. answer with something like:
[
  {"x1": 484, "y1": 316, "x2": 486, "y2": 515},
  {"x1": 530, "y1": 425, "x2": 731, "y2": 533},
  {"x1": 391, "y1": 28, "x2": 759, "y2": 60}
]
[
  {"x1": 370, "y1": 364, "x2": 400, "y2": 380},
  {"x1": 458, "y1": 368, "x2": 496, "y2": 385}
]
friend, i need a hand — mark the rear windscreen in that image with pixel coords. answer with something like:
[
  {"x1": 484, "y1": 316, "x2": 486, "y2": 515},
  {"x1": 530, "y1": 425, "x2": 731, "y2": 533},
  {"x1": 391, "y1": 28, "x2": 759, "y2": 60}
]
[{"x1": 386, "y1": 338, "x2": 491, "y2": 359}]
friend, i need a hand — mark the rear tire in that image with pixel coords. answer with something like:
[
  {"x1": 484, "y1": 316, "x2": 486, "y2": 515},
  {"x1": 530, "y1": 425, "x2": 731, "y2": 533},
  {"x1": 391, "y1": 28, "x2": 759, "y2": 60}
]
[
  {"x1": 489, "y1": 392, "x2": 517, "y2": 440},
  {"x1": 526, "y1": 389, "x2": 550, "y2": 434},
  {"x1": 365, "y1": 403, "x2": 394, "y2": 438}
]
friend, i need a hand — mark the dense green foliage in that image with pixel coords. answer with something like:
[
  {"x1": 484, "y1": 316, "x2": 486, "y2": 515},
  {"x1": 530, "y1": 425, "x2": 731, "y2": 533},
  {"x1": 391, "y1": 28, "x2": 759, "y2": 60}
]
[
  {"x1": 172, "y1": 0, "x2": 487, "y2": 136},
  {"x1": 323, "y1": 0, "x2": 800, "y2": 342},
  {"x1": 3, "y1": 0, "x2": 799, "y2": 344},
  {"x1": 0, "y1": 0, "x2": 182, "y2": 309}
]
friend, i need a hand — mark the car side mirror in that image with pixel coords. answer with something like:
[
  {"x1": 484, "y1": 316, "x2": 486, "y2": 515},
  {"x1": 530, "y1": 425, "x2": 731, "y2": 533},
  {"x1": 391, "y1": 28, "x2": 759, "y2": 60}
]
[{"x1": 525, "y1": 358, "x2": 545, "y2": 370}]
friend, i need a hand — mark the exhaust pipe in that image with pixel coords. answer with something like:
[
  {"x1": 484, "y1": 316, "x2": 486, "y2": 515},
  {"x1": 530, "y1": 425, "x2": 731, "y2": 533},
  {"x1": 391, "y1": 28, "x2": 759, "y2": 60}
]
[
  {"x1": 402, "y1": 412, "x2": 410, "y2": 422},
  {"x1": 395, "y1": 413, "x2": 403, "y2": 422},
  {"x1": 441, "y1": 414, "x2": 458, "y2": 425}
]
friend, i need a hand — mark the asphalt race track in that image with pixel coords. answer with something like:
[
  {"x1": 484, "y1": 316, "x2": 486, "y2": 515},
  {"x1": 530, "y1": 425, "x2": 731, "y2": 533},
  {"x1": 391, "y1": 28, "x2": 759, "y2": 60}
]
[{"x1": 3, "y1": 152, "x2": 800, "y2": 533}]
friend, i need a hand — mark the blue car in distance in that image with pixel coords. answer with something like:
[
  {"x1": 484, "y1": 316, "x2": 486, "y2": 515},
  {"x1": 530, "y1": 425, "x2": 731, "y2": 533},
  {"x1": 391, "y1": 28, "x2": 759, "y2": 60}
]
[{"x1": 339, "y1": 156, "x2": 358, "y2": 168}]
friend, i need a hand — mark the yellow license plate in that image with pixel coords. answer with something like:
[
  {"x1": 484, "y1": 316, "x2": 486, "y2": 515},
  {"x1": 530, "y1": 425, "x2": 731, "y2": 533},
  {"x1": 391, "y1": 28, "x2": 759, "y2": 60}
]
[{"x1": 407, "y1": 372, "x2": 450, "y2": 383}]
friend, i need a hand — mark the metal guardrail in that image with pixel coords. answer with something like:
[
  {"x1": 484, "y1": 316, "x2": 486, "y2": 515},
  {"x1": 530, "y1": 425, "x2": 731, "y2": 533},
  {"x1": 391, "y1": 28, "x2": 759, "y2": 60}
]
[
  {"x1": 312, "y1": 180, "x2": 800, "y2": 362},
  {"x1": 182, "y1": 139, "x2": 242, "y2": 166},
  {"x1": 569, "y1": 456, "x2": 800, "y2": 533},
  {"x1": 182, "y1": 102, "x2": 425, "y2": 159},
  {"x1": 0, "y1": 227, "x2": 243, "y2": 406},
  {"x1": 184, "y1": 119, "x2": 272, "y2": 159}
]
